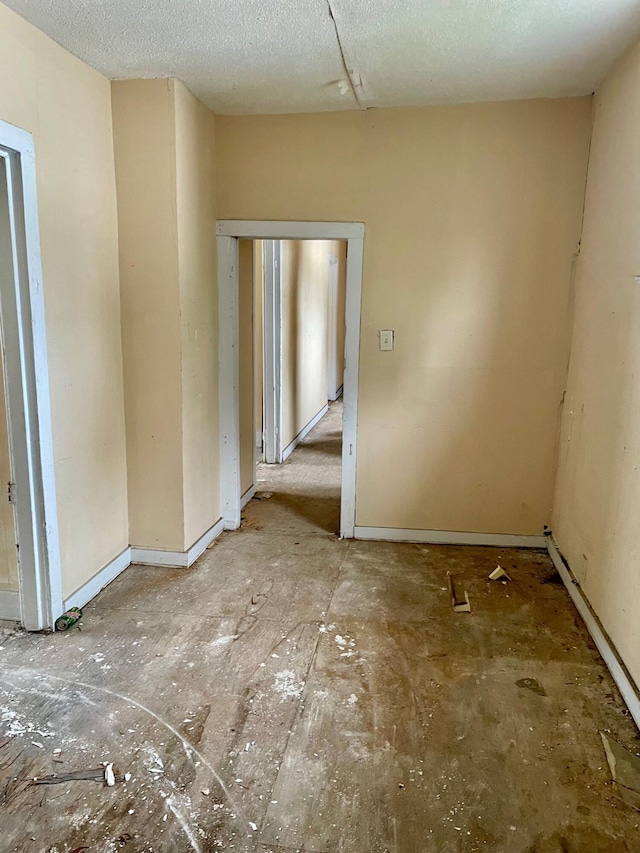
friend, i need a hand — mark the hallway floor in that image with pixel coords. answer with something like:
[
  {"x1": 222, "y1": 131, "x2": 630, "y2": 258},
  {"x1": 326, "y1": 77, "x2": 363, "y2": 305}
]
[{"x1": 1, "y1": 400, "x2": 639, "y2": 852}]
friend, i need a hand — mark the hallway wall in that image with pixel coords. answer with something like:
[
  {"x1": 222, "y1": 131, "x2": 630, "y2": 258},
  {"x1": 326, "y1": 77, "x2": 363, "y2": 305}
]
[
  {"x1": 329, "y1": 240, "x2": 347, "y2": 399},
  {"x1": 215, "y1": 98, "x2": 592, "y2": 535},
  {"x1": 281, "y1": 240, "x2": 336, "y2": 451},
  {"x1": 112, "y1": 79, "x2": 184, "y2": 551},
  {"x1": 113, "y1": 78, "x2": 219, "y2": 553},
  {"x1": 0, "y1": 3, "x2": 128, "y2": 600},
  {"x1": 552, "y1": 36, "x2": 640, "y2": 687},
  {"x1": 175, "y1": 81, "x2": 220, "y2": 548}
]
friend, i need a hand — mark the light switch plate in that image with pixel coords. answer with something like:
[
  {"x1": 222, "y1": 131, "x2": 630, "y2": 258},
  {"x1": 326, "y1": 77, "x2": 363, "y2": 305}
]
[{"x1": 379, "y1": 330, "x2": 394, "y2": 351}]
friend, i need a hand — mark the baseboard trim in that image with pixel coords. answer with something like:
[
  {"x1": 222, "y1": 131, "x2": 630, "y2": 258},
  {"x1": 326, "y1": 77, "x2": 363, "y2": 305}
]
[
  {"x1": 64, "y1": 547, "x2": 132, "y2": 612},
  {"x1": 0, "y1": 588, "x2": 21, "y2": 621},
  {"x1": 241, "y1": 485, "x2": 257, "y2": 509},
  {"x1": 353, "y1": 526, "x2": 547, "y2": 548},
  {"x1": 329, "y1": 385, "x2": 344, "y2": 402},
  {"x1": 546, "y1": 536, "x2": 640, "y2": 731},
  {"x1": 131, "y1": 517, "x2": 225, "y2": 569},
  {"x1": 281, "y1": 404, "x2": 329, "y2": 462}
]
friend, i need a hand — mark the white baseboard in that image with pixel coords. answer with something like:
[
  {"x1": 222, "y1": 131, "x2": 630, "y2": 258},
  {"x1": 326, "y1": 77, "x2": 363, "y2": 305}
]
[
  {"x1": 241, "y1": 485, "x2": 257, "y2": 509},
  {"x1": 131, "y1": 517, "x2": 225, "y2": 568},
  {"x1": 44, "y1": 518, "x2": 228, "y2": 621},
  {"x1": 281, "y1": 404, "x2": 329, "y2": 462},
  {"x1": 329, "y1": 384, "x2": 344, "y2": 402},
  {"x1": 546, "y1": 536, "x2": 640, "y2": 731},
  {"x1": 353, "y1": 526, "x2": 547, "y2": 548},
  {"x1": 64, "y1": 547, "x2": 132, "y2": 612},
  {"x1": 0, "y1": 588, "x2": 21, "y2": 621}
]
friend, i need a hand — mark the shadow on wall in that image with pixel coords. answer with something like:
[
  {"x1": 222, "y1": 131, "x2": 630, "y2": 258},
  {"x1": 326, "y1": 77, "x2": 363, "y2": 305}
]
[
  {"x1": 281, "y1": 239, "x2": 341, "y2": 453},
  {"x1": 550, "y1": 51, "x2": 640, "y2": 683}
]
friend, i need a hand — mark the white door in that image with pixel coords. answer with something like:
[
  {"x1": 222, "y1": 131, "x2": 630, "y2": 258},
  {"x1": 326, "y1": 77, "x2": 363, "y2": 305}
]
[
  {"x1": 0, "y1": 357, "x2": 17, "y2": 593},
  {"x1": 262, "y1": 240, "x2": 282, "y2": 464},
  {"x1": 0, "y1": 160, "x2": 19, "y2": 617}
]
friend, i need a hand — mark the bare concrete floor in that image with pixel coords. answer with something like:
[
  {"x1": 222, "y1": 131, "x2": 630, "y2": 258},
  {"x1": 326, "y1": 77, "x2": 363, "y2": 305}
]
[{"x1": 1, "y1": 400, "x2": 639, "y2": 852}]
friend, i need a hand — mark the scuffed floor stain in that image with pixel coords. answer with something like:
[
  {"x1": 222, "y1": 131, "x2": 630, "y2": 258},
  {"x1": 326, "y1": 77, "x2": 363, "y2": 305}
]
[{"x1": 1, "y1": 403, "x2": 639, "y2": 852}]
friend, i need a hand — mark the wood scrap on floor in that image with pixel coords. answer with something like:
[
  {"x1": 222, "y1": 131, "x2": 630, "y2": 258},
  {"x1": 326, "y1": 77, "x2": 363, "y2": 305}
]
[
  {"x1": 489, "y1": 565, "x2": 512, "y2": 581},
  {"x1": 447, "y1": 571, "x2": 471, "y2": 612},
  {"x1": 33, "y1": 765, "x2": 128, "y2": 785},
  {"x1": 601, "y1": 732, "x2": 640, "y2": 811}
]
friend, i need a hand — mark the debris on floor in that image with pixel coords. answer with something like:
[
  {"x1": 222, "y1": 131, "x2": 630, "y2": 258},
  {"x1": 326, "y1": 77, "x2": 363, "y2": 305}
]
[
  {"x1": 516, "y1": 677, "x2": 547, "y2": 696},
  {"x1": 33, "y1": 765, "x2": 129, "y2": 785},
  {"x1": 447, "y1": 571, "x2": 471, "y2": 612},
  {"x1": 2, "y1": 402, "x2": 639, "y2": 851},
  {"x1": 489, "y1": 565, "x2": 512, "y2": 581},
  {"x1": 601, "y1": 731, "x2": 640, "y2": 810},
  {"x1": 240, "y1": 512, "x2": 263, "y2": 531}
]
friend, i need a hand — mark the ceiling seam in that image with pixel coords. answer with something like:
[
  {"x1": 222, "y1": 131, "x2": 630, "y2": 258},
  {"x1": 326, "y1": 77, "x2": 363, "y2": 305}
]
[{"x1": 325, "y1": 0, "x2": 363, "y2": 109}]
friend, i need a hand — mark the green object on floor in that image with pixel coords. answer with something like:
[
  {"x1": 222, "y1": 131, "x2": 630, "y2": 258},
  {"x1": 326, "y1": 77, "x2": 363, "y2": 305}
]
[{"x1": 55, "y1": 606, "x2": 82, "y2": 631}]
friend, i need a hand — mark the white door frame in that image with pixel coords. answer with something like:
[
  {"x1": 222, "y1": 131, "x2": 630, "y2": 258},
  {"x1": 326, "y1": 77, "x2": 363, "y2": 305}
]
[
  {"x1": 262, "y1": 239, "x2": 283, "y2": 464},
  {"x1": 217, "y1": 221, "x2": 364, "y2": 538},
  {"x1": 0, "y1": 120, "x2": 62, "y2": 630}
]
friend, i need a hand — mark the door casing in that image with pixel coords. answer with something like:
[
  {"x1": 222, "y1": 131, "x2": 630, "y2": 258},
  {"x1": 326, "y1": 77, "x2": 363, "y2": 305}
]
[
  {"x1": 0, "y1": 119, "x2": 61, "y2": 630},
  {"x1": 217, "y1": 221, "x2": 364, "y2": 538}
]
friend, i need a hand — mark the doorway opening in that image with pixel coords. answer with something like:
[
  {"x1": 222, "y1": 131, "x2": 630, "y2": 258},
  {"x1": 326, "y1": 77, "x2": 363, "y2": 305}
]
[
  {"x1": 239, "y1": 238, "x2": 347, "y2": 535},
  {"x1": 0, "y1": 120, "x2": 61, "y2": 630},
  {"x1": 217, "y1": 221, "x2": 364, "y2": 539}
]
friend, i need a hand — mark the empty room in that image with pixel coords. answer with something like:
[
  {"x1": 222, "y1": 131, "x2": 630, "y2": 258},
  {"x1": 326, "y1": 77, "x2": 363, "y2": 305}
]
[{"x1": 1, "y1": 1, "x2": 640, "y2": 851}]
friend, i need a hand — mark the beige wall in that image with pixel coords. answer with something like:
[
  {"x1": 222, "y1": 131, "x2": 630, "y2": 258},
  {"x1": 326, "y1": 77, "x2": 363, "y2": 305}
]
[
  {"x1": 327, "y1": 239, "x2": 347, "y2": 397},
  {"x1": 281, "y1": 240, "x2": 333, "y2": 449},
  {"x1": 113, "y1": 78, "x2": 220, "y2": 552},
  {"x1": 0, "y1": 3, "x2": 128, "y2": 598},
  {"x1": 215, "y1": 100, "x2": 592, "y2": 533},
  {"x1": 239, "y1": 239, "x2": 255, "y2": 495},
  {"x1": 552, "y1": 39, "x2": 640, "y2": 686},
  {"x1": 113, "y1": 79, "x2": 184, "y2": 550},
  {"x1": 175, "y1": 81, "x2": 220, "y2": 547}
]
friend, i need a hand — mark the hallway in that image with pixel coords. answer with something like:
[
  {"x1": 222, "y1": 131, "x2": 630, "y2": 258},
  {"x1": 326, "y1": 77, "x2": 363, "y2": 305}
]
[
  {"x1": 251, "y1": 400, "x2": 344, "y2": 537},
  {"x1": 0, "y1": 405, "x2": 638, "y2": 852}
]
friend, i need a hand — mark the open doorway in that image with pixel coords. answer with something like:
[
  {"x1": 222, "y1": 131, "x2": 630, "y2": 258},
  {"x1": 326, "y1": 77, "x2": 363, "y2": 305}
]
[
  {"x1": 0, "y1": 120, "x2": 61, "y2": 630},
  {"x1": 238, "y1": 238, "x2": 347, "y2": 534},
  {"x1": 217, "y1": 221, "x2": 364, "y2": 539}
]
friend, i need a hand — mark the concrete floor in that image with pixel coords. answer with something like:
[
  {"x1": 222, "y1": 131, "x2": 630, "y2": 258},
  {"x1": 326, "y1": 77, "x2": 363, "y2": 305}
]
[{"x1": 1, "y1": 400, "x2": 639, "y2": 852}]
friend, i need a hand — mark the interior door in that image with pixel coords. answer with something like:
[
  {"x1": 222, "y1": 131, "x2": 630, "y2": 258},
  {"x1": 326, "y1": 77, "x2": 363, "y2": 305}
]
[{"x1": 0, "y1": 161, "x2": 19, "y2": 606}]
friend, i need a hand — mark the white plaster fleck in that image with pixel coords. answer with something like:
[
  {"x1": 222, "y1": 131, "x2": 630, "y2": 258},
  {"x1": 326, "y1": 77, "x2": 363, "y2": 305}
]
[{"x1": 273, "y1": 670, "x2": 304, "y2": 701}]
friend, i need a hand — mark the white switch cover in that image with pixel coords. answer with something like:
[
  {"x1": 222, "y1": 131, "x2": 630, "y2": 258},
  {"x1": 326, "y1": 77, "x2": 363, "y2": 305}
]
[{"x1": 379, "y1": 330, "x2": 394, "y2": 351}]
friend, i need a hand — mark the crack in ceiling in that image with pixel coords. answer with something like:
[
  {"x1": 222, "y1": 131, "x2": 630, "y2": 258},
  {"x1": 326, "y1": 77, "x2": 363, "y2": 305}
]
[{"x1": 326, "y1": 0, "x2": 363, "y2": 109}]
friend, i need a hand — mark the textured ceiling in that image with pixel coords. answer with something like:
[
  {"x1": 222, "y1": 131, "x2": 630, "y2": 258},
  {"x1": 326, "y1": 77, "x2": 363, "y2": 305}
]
[{"x1": 4, "y1": 0, "x2": 640, "y2": 114}]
